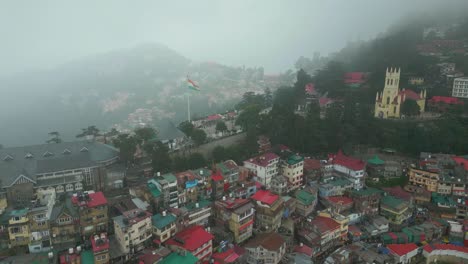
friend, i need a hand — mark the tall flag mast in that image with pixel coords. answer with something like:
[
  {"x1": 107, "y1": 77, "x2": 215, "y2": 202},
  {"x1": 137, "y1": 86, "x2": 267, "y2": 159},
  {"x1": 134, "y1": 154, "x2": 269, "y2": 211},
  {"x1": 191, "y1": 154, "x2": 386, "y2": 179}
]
[{"x1": 186, "y1": 76, "x2": 200, "y2": 122}]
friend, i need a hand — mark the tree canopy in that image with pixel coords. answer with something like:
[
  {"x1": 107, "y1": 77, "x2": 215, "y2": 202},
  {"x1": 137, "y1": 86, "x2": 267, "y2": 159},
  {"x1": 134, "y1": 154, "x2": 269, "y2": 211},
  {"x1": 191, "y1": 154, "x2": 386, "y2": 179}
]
[{"x1": 401, "y1": 100, "x2": 421, "y2": 116}]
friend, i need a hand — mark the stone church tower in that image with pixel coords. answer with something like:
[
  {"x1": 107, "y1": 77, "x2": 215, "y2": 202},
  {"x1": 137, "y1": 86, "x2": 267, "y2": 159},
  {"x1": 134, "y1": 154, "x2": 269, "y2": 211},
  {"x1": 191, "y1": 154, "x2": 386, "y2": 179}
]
[{"x1": 374, "y1": 67, "x2": 426, "y2": 119}]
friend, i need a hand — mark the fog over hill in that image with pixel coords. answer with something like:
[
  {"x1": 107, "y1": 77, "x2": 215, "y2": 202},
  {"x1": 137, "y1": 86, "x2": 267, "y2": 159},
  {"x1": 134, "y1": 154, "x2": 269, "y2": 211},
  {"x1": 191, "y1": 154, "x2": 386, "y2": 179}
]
[{"x1": 0, "y1": 43, "x2": 266, "y2": 147}]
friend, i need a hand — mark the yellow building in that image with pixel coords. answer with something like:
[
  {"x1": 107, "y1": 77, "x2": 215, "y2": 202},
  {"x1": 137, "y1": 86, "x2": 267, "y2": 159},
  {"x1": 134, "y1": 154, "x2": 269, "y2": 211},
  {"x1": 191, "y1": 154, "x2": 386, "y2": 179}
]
[
  {"x1": 375, "y1": 68, "x2": 426, "y2": 119},
  {"x1": 8, "y1": 209, "x2": 30, "y2": 248},
  {"x1": 408, "y1": 168, "x2": 439, "y2": 192}
]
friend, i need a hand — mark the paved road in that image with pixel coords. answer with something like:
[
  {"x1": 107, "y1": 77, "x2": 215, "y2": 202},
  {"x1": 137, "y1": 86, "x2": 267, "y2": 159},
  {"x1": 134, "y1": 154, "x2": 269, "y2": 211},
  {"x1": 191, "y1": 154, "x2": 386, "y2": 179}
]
[{"x1": 172, "y1": 132, "x2": 246, "y2": 159}]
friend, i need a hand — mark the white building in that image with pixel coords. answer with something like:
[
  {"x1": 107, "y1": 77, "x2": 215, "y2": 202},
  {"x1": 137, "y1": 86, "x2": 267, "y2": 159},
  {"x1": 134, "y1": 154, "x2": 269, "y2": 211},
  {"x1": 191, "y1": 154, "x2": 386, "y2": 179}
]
[
  {"x1": 113, "y1": 209, "x2": 152, "y2": 254},
  {"x1": 244, "y1": 153, "x2": 280, "y2": 188},
  {"x1": 452, "y1": 77, "x2": 468, "y2": 98},
  {"x1": 329, "y1": 151, "x2": 366, "y2": 190}
]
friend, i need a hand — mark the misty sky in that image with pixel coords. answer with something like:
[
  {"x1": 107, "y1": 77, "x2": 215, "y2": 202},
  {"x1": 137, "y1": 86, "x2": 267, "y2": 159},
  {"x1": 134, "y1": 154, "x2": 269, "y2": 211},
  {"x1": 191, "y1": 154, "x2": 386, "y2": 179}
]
[{"x1": 1, "y1": 0, "x2": 465, "y2": 75}]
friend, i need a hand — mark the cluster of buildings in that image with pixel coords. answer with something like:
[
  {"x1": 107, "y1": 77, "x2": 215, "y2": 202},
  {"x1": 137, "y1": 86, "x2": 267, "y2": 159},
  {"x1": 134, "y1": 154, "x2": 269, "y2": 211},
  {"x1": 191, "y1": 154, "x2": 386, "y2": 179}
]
[{"x1": 0, "y1": 136, "x2": 467, "y2": 264}]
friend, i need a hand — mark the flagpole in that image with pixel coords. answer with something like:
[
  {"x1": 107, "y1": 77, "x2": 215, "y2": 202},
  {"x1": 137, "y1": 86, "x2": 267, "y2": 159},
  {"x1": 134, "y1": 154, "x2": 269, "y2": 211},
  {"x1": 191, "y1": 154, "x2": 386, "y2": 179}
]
[{"x1": 187, "y1": 93, "x2": 191, "y2": 122}]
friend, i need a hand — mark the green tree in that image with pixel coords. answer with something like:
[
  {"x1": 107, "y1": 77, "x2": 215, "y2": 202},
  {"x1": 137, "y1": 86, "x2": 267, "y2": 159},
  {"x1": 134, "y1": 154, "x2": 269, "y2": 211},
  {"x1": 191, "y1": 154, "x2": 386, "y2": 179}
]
[
  {"x1": 191, "y1": 129, "x2": 207, "y2": 145},
  {"x1": 188, "y1": 153, "x2": 206, "y2": 169},
  {"x1": 135, "y1": 127, "x2": 157, "y2": 143},
  {"x1": 235, "y1": 105, "x2": 261, "y2": 131},
  {"x1": 401, "y1": 100, "x2": 420, "y2": 116},
  {"x1": 264, "y1": 87, "x2": 273, "y2": 107},
  {"x1": 178, "y1": 121, "x2": 194, "y2": 137},
  {"x1": 212, "y1": 146, "x2": 227, "y2": 162},
  {"x1": 47, "y1": 131, "x2": 62, "y2": 144},
  {"x1": 76, "y1": 126, "x2": 100, "y2": 139},
  {"x1": 148, "y1": 141, "x2": 172, "y2": 174},
  {"x1": 105, "y1": 128, "x2": 120, "y2": 137},
  {"x1": 215, "y1": 121, "x2": 228, "y2": 134},
  {"x1": 113, "y1": 134, "x2": 138, "y2": 164},
  {"x1": 294, "y1": 69, "x2": 313, "y2": 100}
]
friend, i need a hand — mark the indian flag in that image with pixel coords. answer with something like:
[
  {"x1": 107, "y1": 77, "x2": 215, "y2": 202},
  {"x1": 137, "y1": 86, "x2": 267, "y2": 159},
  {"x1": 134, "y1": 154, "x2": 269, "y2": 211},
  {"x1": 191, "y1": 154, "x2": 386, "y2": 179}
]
[{"x1": 187, "y1": 78, "x2": 200, "y2": 91}]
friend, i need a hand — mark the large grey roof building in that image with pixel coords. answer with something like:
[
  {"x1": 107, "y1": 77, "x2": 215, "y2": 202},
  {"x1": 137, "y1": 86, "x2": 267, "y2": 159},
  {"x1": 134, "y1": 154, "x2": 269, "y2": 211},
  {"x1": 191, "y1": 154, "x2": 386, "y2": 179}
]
[{"x1": 0, "y1": 141, "x2": 119, "y2": 206}]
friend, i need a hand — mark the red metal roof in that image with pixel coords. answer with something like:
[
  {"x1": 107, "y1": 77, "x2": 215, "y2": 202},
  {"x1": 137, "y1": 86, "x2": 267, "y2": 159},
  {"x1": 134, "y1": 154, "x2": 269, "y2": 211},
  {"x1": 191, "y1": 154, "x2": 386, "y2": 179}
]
[
  {"x1": 392, "y1": 89, "x2": 422, "y2": 104},
  {"x1": 251, "y1": 190, "x2": 279, "y2": 205},
  {"x1": 211, "y1": 170, "x2": 224, "y2": 182},
  {"x1": 452, "y1": 156, "x2": 468, "y2": 171},
  {"x1": 303, "y1": 158, "x2": 322, "y2": 171},
  {"x1": 310, "y1": 216, "x2": 340, "y2": 234},
  {"x1": 429, "y1": 96, "x2": 464, "y2": 105},
  {"x1": 305, "y1": 83, "x2": 317, "y2": 95},
  {"x1": 344, "y1": 72, "x2": 366, "y2": 84},
  {"x1": 244, "y1": 152, "x2": 279, "y2": 167},
  {"x1": 166, "y1": 225, "x2": 214, "y2": 251},
  {"x1": 319, "y1": 97, "x2": 333, "y2": 107},
  {"x1": 71, "y1": 191, "x2": 107, "y2": 208},
  {"x1": 330, "y1": 150, "x2": 366, "y2": 171},
  {"x1": 326, "y1": 196, "x2": 353, "y2": 206},
  {"x1": 206, "y1": 114, "x2": 222, "y2": 121},
  {"x1": 294, "y1": 245, "x2": 313, "y2": 256},
  {"x1": 387, "y1": 243, "x2": 418, "y2": 256},
  {"x1": 423, "y1": 243, "x2": 468, "y2": 254},
  {"x1": 212, "y1": 248, "x2": 240, "y2": 263},
  {"x1": 382, "y1": 186, "x2": 412, "y2": 201},
  {"x1": 90, "y1": 233, "x2": 110, "y2": 252}
]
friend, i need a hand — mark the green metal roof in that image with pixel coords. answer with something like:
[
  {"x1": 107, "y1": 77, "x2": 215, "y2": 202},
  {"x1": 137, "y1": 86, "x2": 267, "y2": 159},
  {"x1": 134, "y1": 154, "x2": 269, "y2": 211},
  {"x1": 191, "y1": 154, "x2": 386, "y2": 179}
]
[
  {"x1": 328, "y1": 178, "x2": 352, "y2": 187},
  {"x1": 350, "y1": 187, "x2": 383, "y2": 196},
  {"x1": 295, "y1": 190, "x2": 316, "y2": 205},
  {"x1": 367, "y1": 155, "x2": 384, "y2": 165},
  {"x1": 81, "y1": 250, "x2": 95, "y2": 264},
  {"x1": 10, "y1": 208, "x2": 28, "y2": 217},
  {"x1": 431, "y1": 193, "x2": 457, "y2": 207},
  {"x1": 287, "y1": 155, "x2": 304, "y2": 165},
  {"x1": 183, "y1": 200, "x2": 212, "y2": 212},
  {"x1": 160, "y1": 252, "x2": 198, "y2": 264},
  {"x1": 160, "y1": 173, "x2": 177, "y2": 183},
  {"x1": 148, "y1": 183, "x2": 162, "y2": 198},
  {"x1": 152, "y1": 213, "x2": 177, "y2": 229},
  {"x1": 381, "y1": 195, "x2": 407, "y2": 211}
]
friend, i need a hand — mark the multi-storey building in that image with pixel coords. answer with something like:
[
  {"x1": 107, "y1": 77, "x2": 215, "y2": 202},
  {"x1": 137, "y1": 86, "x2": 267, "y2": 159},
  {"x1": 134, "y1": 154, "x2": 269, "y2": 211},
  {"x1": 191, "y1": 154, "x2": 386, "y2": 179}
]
[
  {"x1": 452, "y1": 77, "x2": 468, "y2": 98},
  {"x1": 180, "y1": 200, "x2": 212, "y2": 228},
  {"x1": 329, "y1": 151, "x2": 366, "y2": 190},
  {"x1": 216, "y1": 160, "x2": 240, "y2": 184},
  {"x1": 28, "y1": 194, "x2": 55, "y2": 253},
  {"x1": 280, "y1": 154, "x2": 304, "y2": 191},
  {"x1": 298, "y1": 216, "x2": 341, "y2": 257},
  {"x1": 295, "y1": 188, "x2": 317, "y2": 217},
  {"x1": 91, "y1": 233, "x2": 110, "y2": 264},
  {"x1": 174, "y1": 170, "x2": 199, "y2": 205},
  {"x1": 50, "y1": 194, "x2": 79, "y2": 247},
  {"x1": 244, "y1": 153, "x2": 280, "y2": 188},
  {"x1": 303, "y1": 158, "x2": 323, "y2": 184},
  {"x1": 319, "y1": 178, "x2": 354, "y2": 197},
  {"x1": 113, "y1": 208, "x2": 152, "y2": 254},
  {"x1": 8, "y1": 209, "x2": 30, "y2": 248},
  {"x1": 166, "y1": 225, "x2": 214, "y2": 261},
  {"x1": 251, "y1": 190, "x2": 284, "y2": 231},
  {"x1": 214, "y1": 198, "x2": 254, "y2": 243},
  {"x1": 210, "y1": 170, "x2": 225, "y2": 200},
  {"x1": 151, "y1": 211, "x2": 177, "y2": 243},
  {"x1": 270, "y1": 175, "x2": 288, "y2": 195},
  {"x1": 156, "y1": 173, "x2": 179, "y2": 208},
  {"x1": 245, "y1": 232, "x2": 286, "y2": 264},
  {"x1": 380, "y1": 195, "x2": 411, "y2": 229},
  {"x1": 0, "y1": 141, "x2": 119, "y2": 207},
  {"x1": 408, "y1": 167, "x2": 439, "y2": 192},
  {"x1": 71, "y1": 191, "x2": 108, "y2": 238},
  {"x1": 348, "y1": 187, "x2": 382, "y2": 216}
]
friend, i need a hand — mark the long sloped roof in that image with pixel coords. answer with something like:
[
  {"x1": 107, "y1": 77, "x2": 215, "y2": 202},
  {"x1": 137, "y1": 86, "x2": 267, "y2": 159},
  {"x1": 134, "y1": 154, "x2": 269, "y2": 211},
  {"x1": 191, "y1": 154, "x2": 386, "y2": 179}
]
[{"x1": 0, "y1": 141, "x2": 119, "y2": 187}]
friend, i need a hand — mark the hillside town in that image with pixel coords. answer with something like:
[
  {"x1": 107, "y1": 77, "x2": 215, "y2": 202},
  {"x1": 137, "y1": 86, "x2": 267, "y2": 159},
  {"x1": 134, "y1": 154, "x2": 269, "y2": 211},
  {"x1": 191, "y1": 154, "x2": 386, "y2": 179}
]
[{"x1": 1, "y1": 8, "x2": 468, "y2": 264}]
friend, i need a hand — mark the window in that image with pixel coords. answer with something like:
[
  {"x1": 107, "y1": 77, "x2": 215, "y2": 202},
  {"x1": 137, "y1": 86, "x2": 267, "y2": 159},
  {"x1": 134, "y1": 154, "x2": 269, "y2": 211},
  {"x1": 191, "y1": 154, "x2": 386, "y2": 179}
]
[{"x1": 65, "y1": 184, "x2": 74, "y2": 192}]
